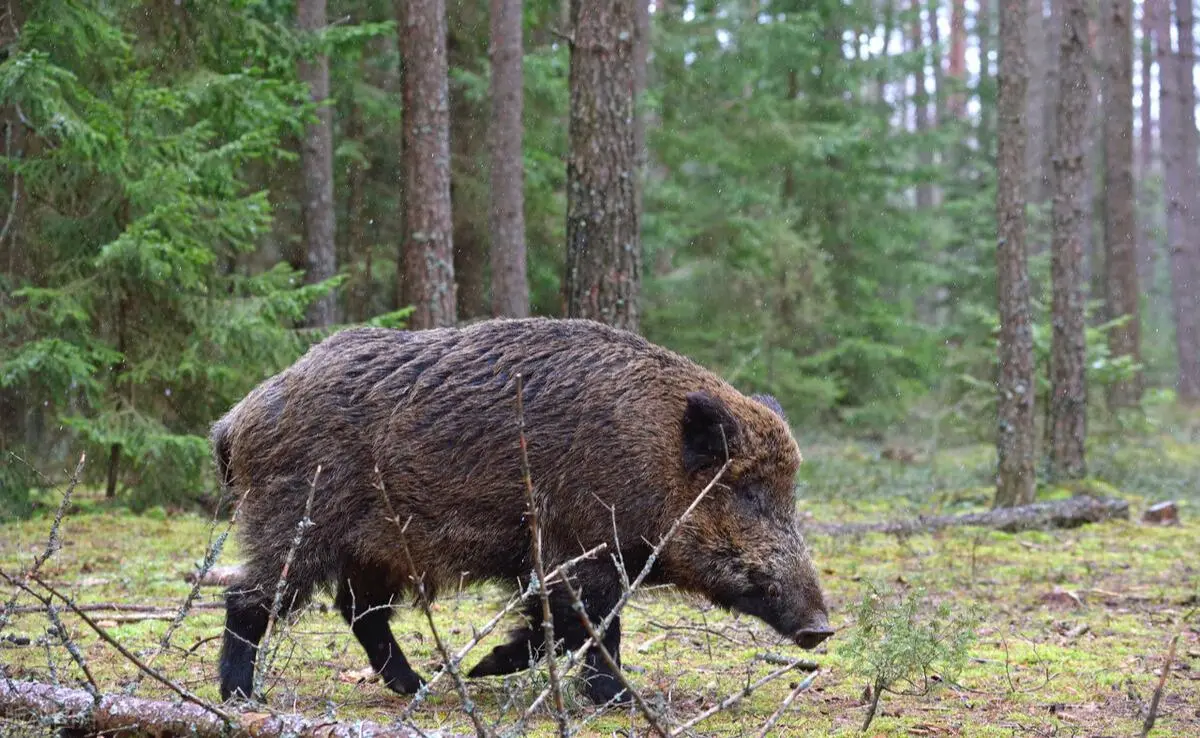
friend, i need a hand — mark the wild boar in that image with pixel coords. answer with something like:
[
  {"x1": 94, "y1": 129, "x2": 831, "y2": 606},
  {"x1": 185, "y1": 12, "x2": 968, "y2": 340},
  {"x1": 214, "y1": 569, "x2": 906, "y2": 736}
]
[{"x1": 212, "y1": 318, "x2": 831, "y2": 705}]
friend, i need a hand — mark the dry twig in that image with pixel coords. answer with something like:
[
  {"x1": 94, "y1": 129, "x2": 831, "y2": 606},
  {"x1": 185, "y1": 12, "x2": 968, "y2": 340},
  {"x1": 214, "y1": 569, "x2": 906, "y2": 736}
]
[
  {"x1": 755, "y1": 671, "x2": 818, "y2": 738},
  {"x1": 561, "y1": 577, "x2": 668, "y2": 738},
  {"x1": 668, "y1": 658, "x2": 817, "y2": 736},
  {"x1": 30, "y1": 576, "x2": 230, "y2": 723},
  {"x1": 254, "y1": 466, "x2": 320, "y2": 699},
  {"x1": 514, "y1": 373, "x2": 569, "y2": 738},
  {"x1": 0, "y1": 453, "x2": 85, "y2": 635},
  {"x1": 1142, "y1": 633, "x2": 1180, "y2": 737}
]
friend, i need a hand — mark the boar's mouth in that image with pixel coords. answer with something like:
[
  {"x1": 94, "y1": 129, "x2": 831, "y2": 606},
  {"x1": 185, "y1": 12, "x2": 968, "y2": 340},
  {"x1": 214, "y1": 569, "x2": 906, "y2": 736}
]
[{"x1": 722, "y1": 591, "x2": 835, "y2": 650}]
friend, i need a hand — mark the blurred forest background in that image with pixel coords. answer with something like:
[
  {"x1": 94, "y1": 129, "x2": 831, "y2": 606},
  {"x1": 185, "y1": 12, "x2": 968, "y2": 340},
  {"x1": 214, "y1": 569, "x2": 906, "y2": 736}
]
[{"x1": 1, "y1": 0, "x2": 1198, "y2": 516}]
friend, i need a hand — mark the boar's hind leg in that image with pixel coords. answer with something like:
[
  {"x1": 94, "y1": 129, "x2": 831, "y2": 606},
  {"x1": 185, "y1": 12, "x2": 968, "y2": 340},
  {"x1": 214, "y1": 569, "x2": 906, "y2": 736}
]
[
  {"x1": 335, "y1": 572, "x2": 425, "y2": 694},
  {"x1": 218, "y1": 580, "x2": 312, "y2": 701},
  {"x1": 467, "y1": 599, "x2": 548, "y2": 678}
]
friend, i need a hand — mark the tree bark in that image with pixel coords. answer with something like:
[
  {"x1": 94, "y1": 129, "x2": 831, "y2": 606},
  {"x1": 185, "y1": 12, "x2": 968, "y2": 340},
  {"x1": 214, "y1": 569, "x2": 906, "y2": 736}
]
[
  {"x1": 400, "y1": 0, "x2": 457, "y2": 329},
  {"x1": 1175, "y1": 0, "x2": 1200, "y2": 402},
  {"x1": 977, "y1": 0, "x2": 994, "y2": 156},
  {"x1": 1048, "y1": 0, "x2": 1090, "y2": 481},
  {"x1": 1159, "y1": 0, "x2": 1200, "y2": 400},
  {"x1": 0, "y1": 680, "x2": 441, "y2": 738},
  {"x1": 948, "y1": 0, "x2": 967, "y2": 118},
  {"x1": 488, "y1": 0, "x2": 529, "y2": 318},
  {"x1": 564, "y1": 0, "x2": 641, "y2": 331},
  {"x1": 298, "y1": 0, "x2": 339, "y2": 328},
  {"x1": 1138, "y1": 0, "x2": 1157, "y2": 287},
  {"x1": 1025, "y1": 0, "x2": 1049, "y2": 201},
  {"x1": 929, "y1": 0, "x2": 946, "y2": 127},
  {"x1": 912, "y1": 0, "x2": 934, "y2": 210},
  {"x1": 1102, "y1": 0, "x2": 1142, "y2": 408},
  {"x1": 995, "y1": 0, "x2": 1037, "y2": 508}
]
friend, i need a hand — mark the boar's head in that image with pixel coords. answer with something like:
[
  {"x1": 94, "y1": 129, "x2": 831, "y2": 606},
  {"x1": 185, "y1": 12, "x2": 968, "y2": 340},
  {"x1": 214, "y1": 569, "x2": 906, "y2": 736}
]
[{"x1": 667, "y1": 391, "x2": 832, "y2": 650}]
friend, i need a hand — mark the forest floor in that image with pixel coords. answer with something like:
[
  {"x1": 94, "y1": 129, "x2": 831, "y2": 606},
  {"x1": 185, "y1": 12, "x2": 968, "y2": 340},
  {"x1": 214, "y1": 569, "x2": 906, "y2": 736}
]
[{"x1": 2, "y1": 412, "x2": 1199, "y2": 736}]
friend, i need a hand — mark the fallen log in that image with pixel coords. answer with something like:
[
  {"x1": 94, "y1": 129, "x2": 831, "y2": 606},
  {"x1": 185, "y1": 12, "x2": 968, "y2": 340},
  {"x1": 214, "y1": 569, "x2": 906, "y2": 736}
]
[
  {"x1": 806, "y1": 495, "x2": 1130, "y2": 537},
  {"x1": 0, "y1": 679, "x2": 455, "y2": 738},
  {"x1": 0, "y1": 601, "x2": 225, "y2": 616}
]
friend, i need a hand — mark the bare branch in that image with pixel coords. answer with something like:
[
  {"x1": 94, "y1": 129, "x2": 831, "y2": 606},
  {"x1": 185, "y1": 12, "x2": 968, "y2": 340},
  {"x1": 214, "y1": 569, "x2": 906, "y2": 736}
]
[
  {"x1": 0, "y1": 453, "x2": 85, "y2": 634},
  {"x1": 668, "y1": 659, "x2": 818, "y2": 736},
  {"x1": 376, "y1": 474, "x2": 493, "y2": 738},
  {"x1": 254, "y1": 467, "x2": 320, "y2": 699},
  {"x1": 130, "y1": 488, "x2": 250, "y2": 694},
  {"x1": 1142, "y1": 633, "x2": 1180, "y2": 737},
  {"x1": 560, "y1": 577, "x2": 668, "y2": 737},
  {"x1": 755, "y1": 671, "x2": 818, "y2": 738},
  {"x1": 514, "y1": 372, "x2": 569, "y2": 736},
  {"x1": 30, "y1": 576, "x2": 231, "y2": 723}
]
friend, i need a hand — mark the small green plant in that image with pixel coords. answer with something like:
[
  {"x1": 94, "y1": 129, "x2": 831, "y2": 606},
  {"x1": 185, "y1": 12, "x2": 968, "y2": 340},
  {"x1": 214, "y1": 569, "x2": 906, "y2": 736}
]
[{"x1": 838, "y1": 582, "x2": 979, "y2": 731}]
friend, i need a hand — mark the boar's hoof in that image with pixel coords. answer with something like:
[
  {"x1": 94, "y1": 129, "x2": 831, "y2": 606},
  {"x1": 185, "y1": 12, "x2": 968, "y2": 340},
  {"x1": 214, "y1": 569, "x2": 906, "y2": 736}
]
[
  {"x1": 582, "y1": 671, "x2": 631, "y2": 706},
  {"x1": 467, "y1": 643, "x2": 538, "y2": 678},
  {"x1": 793, "y1": 627, "x2": 835, "y2": 650},
  {"x1": 381, "y1": 668, "x2": 426, "y2": 695}
]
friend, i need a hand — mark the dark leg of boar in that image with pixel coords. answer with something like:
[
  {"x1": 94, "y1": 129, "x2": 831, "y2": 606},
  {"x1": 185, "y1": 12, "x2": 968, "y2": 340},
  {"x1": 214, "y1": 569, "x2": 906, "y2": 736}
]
[
  {"x1": 334, "y1": 569, "x2": 425, "y2": 694},
  {"x1": 470, "y1": 565, "x2": 629, "y2": 705},
  {"x1": 218, "y1": 581, "x2": 313, "y2": 701}
]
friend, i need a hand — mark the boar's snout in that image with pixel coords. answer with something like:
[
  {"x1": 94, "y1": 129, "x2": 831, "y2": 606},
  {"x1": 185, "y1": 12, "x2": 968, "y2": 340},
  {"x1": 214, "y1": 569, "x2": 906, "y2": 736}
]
[{"x1": 792, "y1": 611, "x2": 835, "y2": 649}]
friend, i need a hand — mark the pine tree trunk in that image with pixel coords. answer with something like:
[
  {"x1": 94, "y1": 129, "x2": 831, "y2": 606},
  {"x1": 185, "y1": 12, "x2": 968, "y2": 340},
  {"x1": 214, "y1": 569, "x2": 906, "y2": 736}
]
[
  {"x1": 995, "y1": 0, "x2": 1037, "y2": 508},
  {"x1": 1138, "y1": 0, "x2": 1157, "y2": 287},
  {"x1": 949, "y1": 0, "x2": 967, "y2": 118},
  {"x1": 912, "y1": 0, "x2": 934, "y2": 210},
  {"x1": 1048, "y1": 0, "x2": 1090, "y2": 481},
  {"x1": 488, "y1": 0, "x2": 529, "y2": 318},
  {"x1": 1024, "y1": 0, "x2": 1049, "y2": 201},
  {"x1": 977, "y1": 0, "x2": 994, "y2": 156},
  {"x1": 298, "y1": 0, "x2": 338, "y2": 328},
  {"x1": 1175, "y1": 0, "x2": 1200, "y2": 402},
  {"x1": 564, "y1": 0, "x2": 641, "y2": 331},
  {"x1": 400, "y1": 0, "x2": 457, "y2": 329},
  {"x1": 929, "y1": 0, "x2": 946, "y2": 126},
  {"x1": 1159, "y1": 0, "x2": 1200, "y2": 401},
  {"x1": 1102, "y1": 0, "x2": 1142, "y2": 408}
]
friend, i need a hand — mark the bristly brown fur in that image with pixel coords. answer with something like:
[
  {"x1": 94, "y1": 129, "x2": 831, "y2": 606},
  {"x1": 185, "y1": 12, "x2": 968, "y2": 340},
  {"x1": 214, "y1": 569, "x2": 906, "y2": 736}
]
[{"x1": 212, "y1": 317, "x2": 830, "y2": 705}]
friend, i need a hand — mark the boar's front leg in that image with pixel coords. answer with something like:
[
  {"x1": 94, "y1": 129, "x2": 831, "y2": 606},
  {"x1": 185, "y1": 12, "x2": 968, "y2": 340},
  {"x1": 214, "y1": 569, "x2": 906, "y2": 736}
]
[
  {"x1": 551, "y1": 579, "x2": 629, "y2": 706},
  {"x1": 335, "y1": 569, "x2": 425, "y2": 695}
]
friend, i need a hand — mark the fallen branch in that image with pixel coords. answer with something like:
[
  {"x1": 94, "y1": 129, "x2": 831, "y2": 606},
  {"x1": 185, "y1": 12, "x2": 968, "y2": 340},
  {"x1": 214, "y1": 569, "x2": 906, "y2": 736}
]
[
  {"x1": 0, "y1": 679, "x2": 445, "y2": 738},
  {"x1": 808, "y1": 496, "x2": 1130, "y2": 537},
  {"x1": 0, "y1": 601, "x2": 225, "y2": 616}
]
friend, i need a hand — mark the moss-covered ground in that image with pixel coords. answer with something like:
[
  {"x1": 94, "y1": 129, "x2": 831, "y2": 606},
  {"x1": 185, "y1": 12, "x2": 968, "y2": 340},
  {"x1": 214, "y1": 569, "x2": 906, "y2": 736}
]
[{"x1": 2, "y1": 415, "x2": 1198, "y2": 736}]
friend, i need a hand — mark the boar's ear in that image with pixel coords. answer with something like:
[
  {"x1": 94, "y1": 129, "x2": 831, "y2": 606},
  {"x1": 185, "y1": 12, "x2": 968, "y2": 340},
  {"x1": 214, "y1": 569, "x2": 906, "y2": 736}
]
[
  {"x1": 682, "y1": 392, "x2": 741, "y2": 474},
  {"x1": 750, "y1": 393, "x2": 788, "y2": 423}
]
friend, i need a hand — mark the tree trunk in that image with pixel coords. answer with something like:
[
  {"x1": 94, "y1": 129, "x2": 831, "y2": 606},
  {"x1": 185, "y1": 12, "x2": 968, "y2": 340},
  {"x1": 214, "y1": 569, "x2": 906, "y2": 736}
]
[
  {"x1": 912, "y1": 0, "x2": 934, "y2": 210},
  {"x1": 488, "y1": 0, "x2": 529, "y2": 318},
  {"x1": 400, "y1": 0, "x2": 457, "y2": 329},
  {"x1": 1159, "y1": 0, "x2": 1200, "y2": 400},
  {"x1": 1024, "y1": 0, "x2": 1049, "y2": 201},
  {"x1": 977, "y1": 0, "x2": 994, "y2": 156},
  {"x1": 564, "y1": 0, "x2": 640, "y2": 331},
  {"x1": 995, "y1": 0, "x2": 1037, "y2": 508},
  {"x1": 298, "y1": 0, "x2": 338, "y2": 328},
  {"x1": 929, "y1": 0, "x2": 946, "y2": 127},
  {"x1": 1175, "y1": 0, "x2": 1200, "y2": 402},
  {"x1": 1048, "y1": 0, "x2": 1090, "y2": 481},
  {"x1": 1138, "y1": 0, "x2": 1157, "y2": 287},
  {"x1": 1102, "y1": 0, "x2": 1142, "y2": 408},
  {"x1": 948, "y1": 0, "x2": 967, "y2": 118}
]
